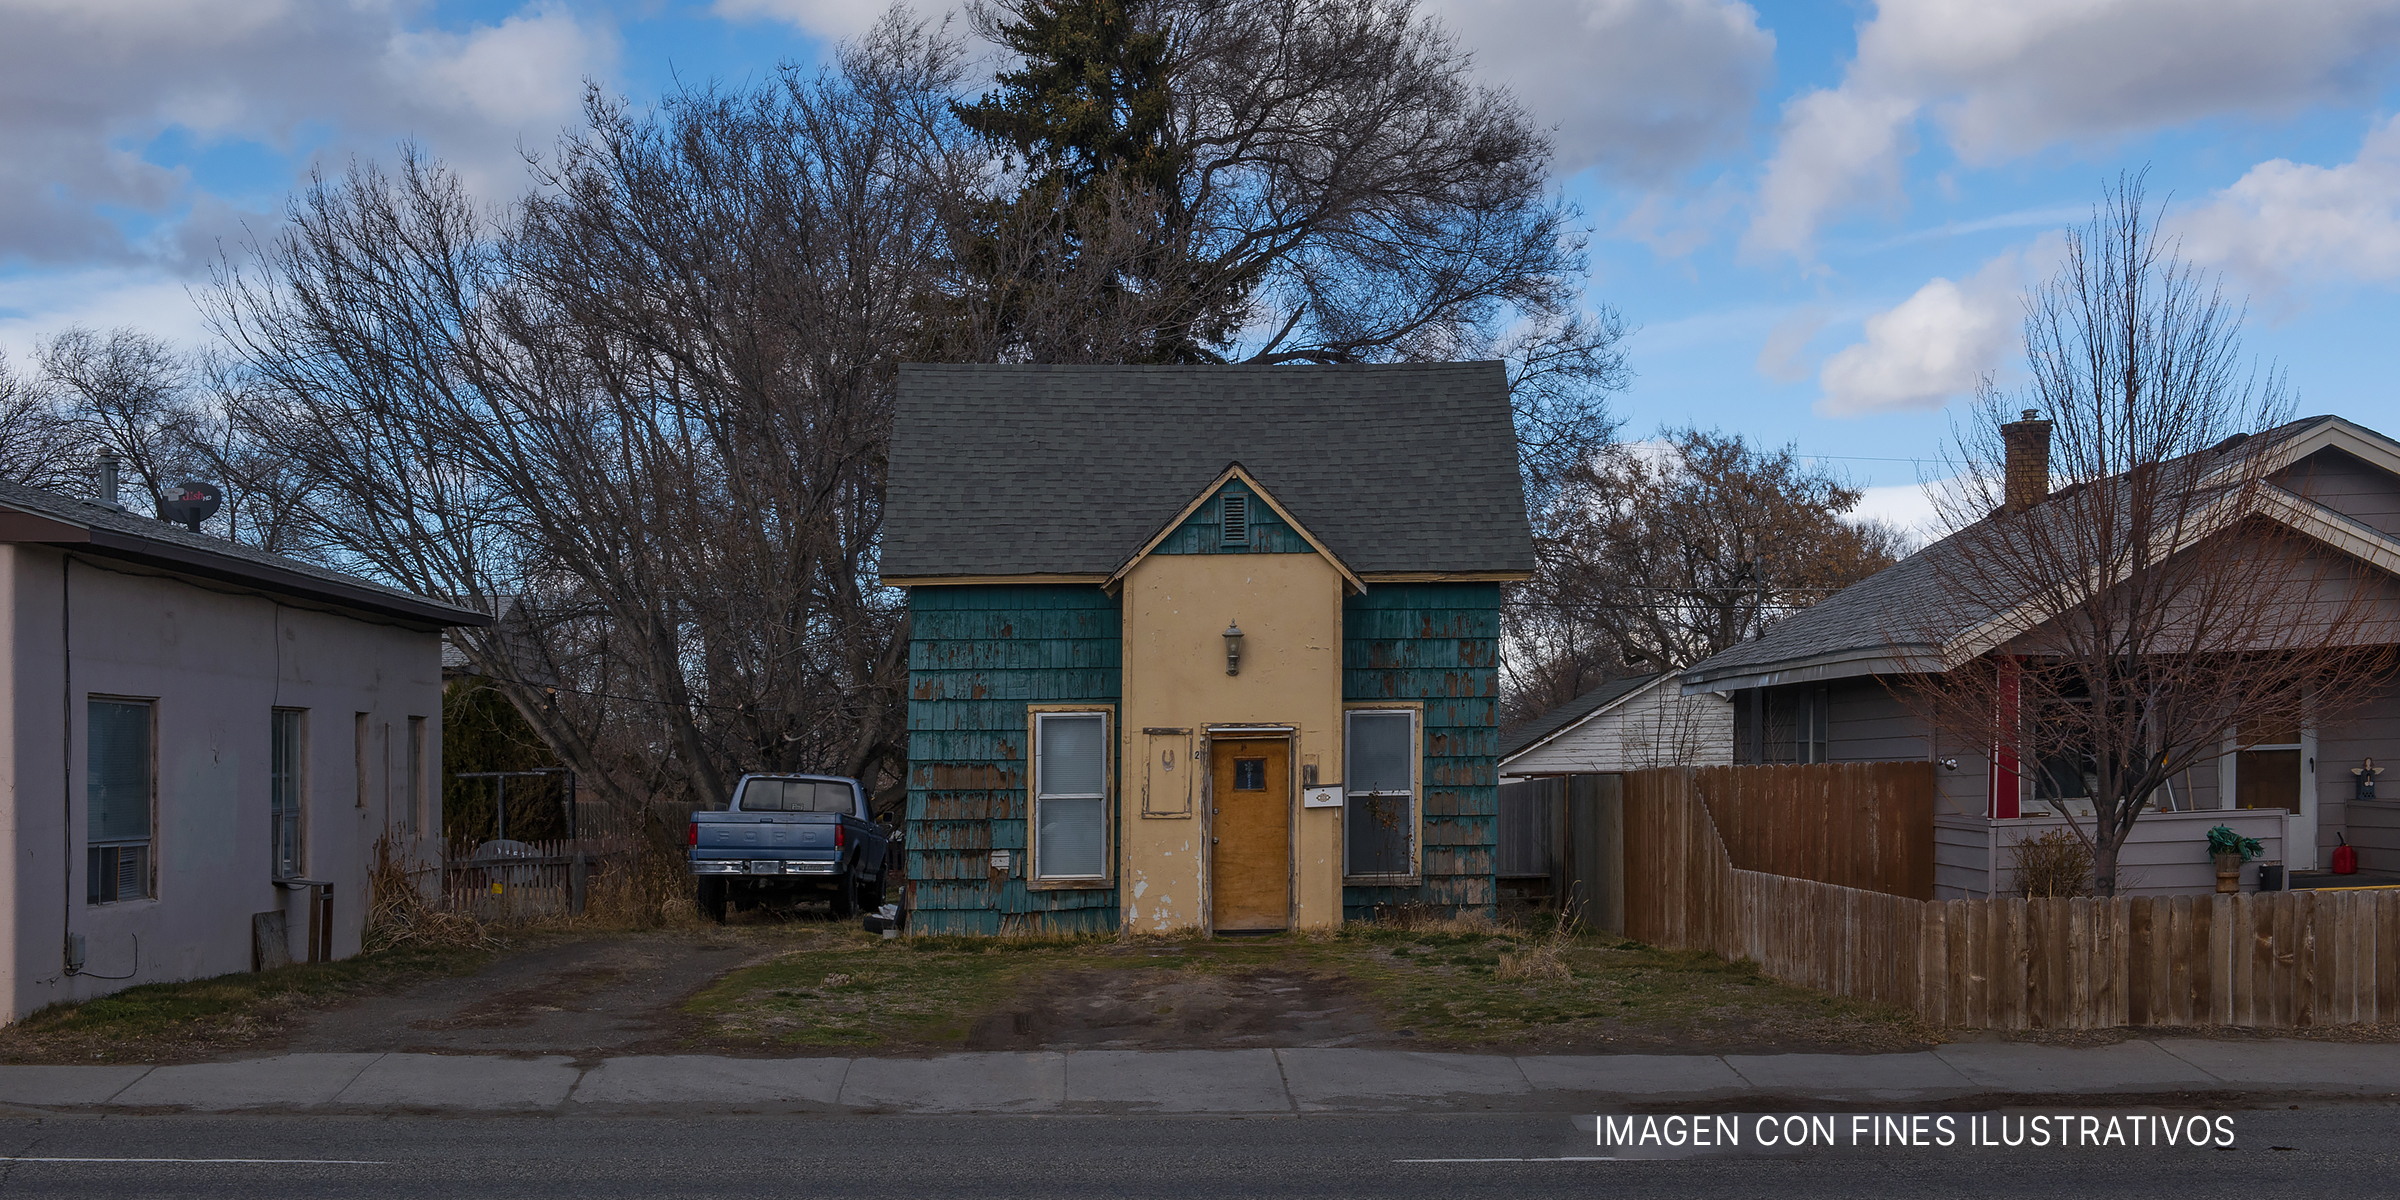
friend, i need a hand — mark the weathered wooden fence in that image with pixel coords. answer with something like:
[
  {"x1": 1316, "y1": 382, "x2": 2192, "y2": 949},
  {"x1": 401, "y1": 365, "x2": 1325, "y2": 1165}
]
[
  {"x1": 1698, "y1": 763, "x2": 1935, "y2": 900},
  {"x1": 1623, "y1": 766, "x2": 2400, "y2": 1028},
  {"x1": 442, "y1": 837, "x2": 629, "y2": 920}
]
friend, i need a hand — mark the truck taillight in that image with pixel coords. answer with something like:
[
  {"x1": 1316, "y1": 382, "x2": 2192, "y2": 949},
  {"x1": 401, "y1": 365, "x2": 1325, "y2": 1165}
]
[
  {"x1": 687, "y1": 822, "x2": 698, "y2": 846},
  {"x1": 835, "y1": 825, "x2": 846, "y2": 849}
]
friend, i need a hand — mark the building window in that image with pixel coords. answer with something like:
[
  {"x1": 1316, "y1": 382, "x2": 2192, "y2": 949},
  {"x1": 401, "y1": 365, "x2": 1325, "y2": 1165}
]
[
  {"x1": 354, "y1": 712, "x2": 370, "y2": 809},
  {"x1": 1033, "y1": 712, "x2": 1109, "y2": 880},
  {"x1": 1345, "y1": 708, "x2": 1416, "y2": 878},
  {"x1": 272, "y1": 709, "x2": 306, "y2": 877},
  {"x1": 406, "y1": 716, "x2": 427, "y2": 836},
  {"x1": 2235, "y1": 722, "x2": 2304, "y2": 811},
  {"x1": 1733, "y1": 685, "x2": 1829, "y2": 765},
  {"x1": 87, "y1": 699, "x2": 153, "y2": 904}
]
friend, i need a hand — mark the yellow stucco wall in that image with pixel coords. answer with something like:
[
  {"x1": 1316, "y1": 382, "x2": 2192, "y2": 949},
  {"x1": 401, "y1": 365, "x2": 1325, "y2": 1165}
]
[{"x1": 1117, "y1": 552, "x2": 1346, "y2": 933}]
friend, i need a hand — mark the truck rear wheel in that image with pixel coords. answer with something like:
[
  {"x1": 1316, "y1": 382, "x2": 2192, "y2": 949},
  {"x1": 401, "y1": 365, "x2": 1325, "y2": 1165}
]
[
  {"x1": 696, "y1": 878, "x2": 728, "y2": 924},
  {"x1": 861, "y1": 869, "x2": 886, "y2": 913},
  {"x1": 830, "y1": 864, "x2": 859, "y2": 919}
]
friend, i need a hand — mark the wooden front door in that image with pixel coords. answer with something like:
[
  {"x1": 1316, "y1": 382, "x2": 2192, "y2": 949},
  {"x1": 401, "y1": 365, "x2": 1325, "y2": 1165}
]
[{"x1": 1210, "y1": 738, "x2": 1291, "y2": 932}]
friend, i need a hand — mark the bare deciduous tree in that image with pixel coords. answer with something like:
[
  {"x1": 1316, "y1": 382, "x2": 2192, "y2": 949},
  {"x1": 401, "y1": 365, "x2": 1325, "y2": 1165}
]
[
  {"x1": 209, "y1": 24, "x2": 954, "y2": 824},
  {"x1": 1903, "y1": 175, "x2": 2400, "y2": 895},
  {"x1": 1505, "y1": 428, "x2": 1907, "y2": 724},
  {"x1": 36, "y1": 326, "x2": 210, "y2": 510},
  {"x1": 0, "y1": 349, "x2": 80, "y2": 491}
]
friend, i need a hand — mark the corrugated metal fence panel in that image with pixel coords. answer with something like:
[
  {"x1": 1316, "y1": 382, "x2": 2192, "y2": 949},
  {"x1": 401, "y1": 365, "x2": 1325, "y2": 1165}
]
[
  {"x1": 1341, "y1": 583, "x2": 1502, "y2": 921},
  {"x1": 906, "y1": 584, "x2": 1122, "y2": 935}
]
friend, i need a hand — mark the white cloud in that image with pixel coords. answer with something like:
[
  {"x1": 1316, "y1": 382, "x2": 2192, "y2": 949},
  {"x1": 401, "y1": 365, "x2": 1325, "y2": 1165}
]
[
  {"x1": 716, "y1": 0, "x2": 953, "y2": 43},
  {"x1": 1748, "y1": 0, "x2": 2400, "y2": 258},
  {"x1": 1428, "y1": 0, "x2": 1774, "y2": 182},
  {"x1": 0, "y1": 269, "x2": 217, "y2": 360},
  {"x1": 0, "y1": 0, "x2": 617, "y2": 270},
  {"x1": 2180, "y1": 115, "x2": 2400, "y2": 293},
  {"x1": 1848, "y1": 479, "x2": 1943, "y2": 538},
  {"x1": 1815, "y1": 247, "x2": 2039, "y2": 417}
]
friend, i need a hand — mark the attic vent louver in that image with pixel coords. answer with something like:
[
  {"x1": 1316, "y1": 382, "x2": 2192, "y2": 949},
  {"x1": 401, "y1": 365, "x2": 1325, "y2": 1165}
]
[{"x1": 1220, "y1": 493, "x2": 1250, "y2": 546}]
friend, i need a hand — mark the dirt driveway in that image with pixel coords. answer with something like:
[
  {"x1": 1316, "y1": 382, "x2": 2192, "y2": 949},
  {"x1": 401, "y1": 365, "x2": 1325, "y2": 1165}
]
[
  {"x1": 5, "y1": 915, "x2": 1941, "y2": 1065},
  {"x1": 282, "y1": 930, "x2": 777, "y2": 1059}
]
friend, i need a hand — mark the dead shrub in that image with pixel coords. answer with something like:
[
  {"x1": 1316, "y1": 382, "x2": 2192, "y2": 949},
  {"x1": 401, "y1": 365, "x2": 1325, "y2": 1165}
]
[
  {"x1": 364, "y1": 838, "x2": 494, "y2": 952},
  {"x1": 583, "y1": 821, "x2": 704, "y2": 929},
  {"x1": 1372, "y1": 901, "x2": 1497, "y2": 935},
  {"x1": 1496, "y1": 940, "x2": 1572, "y2": 983},
  {"x1": 2011, "y1": 829, "x2": 2095, "y2": 899}
]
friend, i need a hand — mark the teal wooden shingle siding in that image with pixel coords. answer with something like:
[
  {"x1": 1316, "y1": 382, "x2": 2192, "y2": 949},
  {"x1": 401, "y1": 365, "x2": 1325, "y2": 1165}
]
[
  {"x1": 906, "y1": 584, "x2": 1121, "y2": 934},
  {"x1": 1341, "y1": 582, "x2": 1502, "y2": 920},
  {"x1": 1152, "y1": 481, "x2": 1315, "y2": 555}
]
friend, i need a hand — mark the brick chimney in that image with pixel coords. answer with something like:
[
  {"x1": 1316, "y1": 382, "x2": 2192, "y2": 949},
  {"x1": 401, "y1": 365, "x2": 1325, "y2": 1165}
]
[{"x1": 2001, "y1": 409, "x2": 2052, "y2": 512}]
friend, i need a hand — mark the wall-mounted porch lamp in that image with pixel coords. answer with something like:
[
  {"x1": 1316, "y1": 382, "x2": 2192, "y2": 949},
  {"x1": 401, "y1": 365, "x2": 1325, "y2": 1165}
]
[{"x1": 1224, "y1": 621, "x2": 1245, "y2": 676}]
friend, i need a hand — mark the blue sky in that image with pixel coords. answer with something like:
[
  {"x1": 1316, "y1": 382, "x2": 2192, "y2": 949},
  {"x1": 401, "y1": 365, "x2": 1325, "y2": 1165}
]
[{"x1": 5, "y1": 0, "x2": 2398, "y2": 529}]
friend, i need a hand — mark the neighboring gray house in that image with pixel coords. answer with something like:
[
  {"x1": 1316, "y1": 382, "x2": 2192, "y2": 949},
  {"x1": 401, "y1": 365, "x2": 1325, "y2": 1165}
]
[
  {"x1": 1677, "y1": 414, "x2": 2400, "y2": 898},
  {"x1": 0, "y1": 478, "x2": 487, "y2": 1022},
  {"x1": 1498, "y1": 672, "x2": 1734, "y2": 778}
]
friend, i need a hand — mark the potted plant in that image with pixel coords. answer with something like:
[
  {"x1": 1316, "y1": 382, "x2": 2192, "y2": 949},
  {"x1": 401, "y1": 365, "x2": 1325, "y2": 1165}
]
[{"x1": 2207, "y1": 825, "x2": 2265, "y2": 893}]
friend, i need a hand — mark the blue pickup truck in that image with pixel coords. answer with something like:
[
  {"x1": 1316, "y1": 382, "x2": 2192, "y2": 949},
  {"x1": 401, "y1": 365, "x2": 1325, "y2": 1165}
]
[{"x1": 688, "y1": 774, "x2": 893, "y2": 922}]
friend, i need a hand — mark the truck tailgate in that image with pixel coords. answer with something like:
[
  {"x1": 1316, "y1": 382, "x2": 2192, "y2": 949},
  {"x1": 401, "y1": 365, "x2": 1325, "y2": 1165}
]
[{"x1": 694, "y1": 815, "x2": 836, "y2": 851}]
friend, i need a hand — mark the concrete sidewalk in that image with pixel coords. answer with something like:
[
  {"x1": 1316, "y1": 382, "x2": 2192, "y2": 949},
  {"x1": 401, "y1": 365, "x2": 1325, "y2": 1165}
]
[{"x1": 3, "y1": 1040, "x2": 2392, "y2": 1116}]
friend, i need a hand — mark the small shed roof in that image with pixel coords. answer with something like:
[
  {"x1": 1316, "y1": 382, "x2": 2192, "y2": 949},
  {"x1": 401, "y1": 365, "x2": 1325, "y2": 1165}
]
[
  {"x1": 881, "y1": 362, "x2": 1535, "y2": 581},
  {"x1": 1498, "y1": 672, "x2": 1665, "y2": 762},
  {"x1": 0, "y1": 479, "x2": 489, "y2": 628}
]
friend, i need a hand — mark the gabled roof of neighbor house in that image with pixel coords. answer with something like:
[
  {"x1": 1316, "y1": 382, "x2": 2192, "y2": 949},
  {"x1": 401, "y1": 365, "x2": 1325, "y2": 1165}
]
[
  {"x1": 1498, "y1": 671, "x2": 1668, "y2": 762},
  {"x1": 880, "y1": 362, "x2": 1535, "y2": 583},
  {"x1": 0, "y1": 478, "x2": 490, "y2": 628},
  {"x1": 1678, "y1": 414, "x2": 2400, "y2": 694}
]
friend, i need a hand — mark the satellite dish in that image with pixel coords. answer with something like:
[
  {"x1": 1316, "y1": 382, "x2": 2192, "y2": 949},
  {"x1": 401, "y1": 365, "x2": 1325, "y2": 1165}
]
[{"x1": 159, "y1": 481, "x2": 223, "y2": 533}]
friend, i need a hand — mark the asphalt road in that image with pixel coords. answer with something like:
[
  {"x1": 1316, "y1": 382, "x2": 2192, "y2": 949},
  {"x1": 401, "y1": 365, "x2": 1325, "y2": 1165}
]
[{"x1": 0, "y1": 1106, "x2": 2390, "y2": 1198}]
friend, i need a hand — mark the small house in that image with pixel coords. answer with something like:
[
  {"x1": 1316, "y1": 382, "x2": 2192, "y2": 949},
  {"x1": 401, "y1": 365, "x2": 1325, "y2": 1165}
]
[
  {"x1": 1498, "y1": 671, "x2": 1735, "y2": 778},
  {"x1": 881, "y1": 363, "x2": 1533, "y2": 934},
  {"x1": 0, "y1": 477, "x2": 486, "y2": 1021},
  {"x1": 1676, "y1": 414, "x2": 2400, "y2": 898}
]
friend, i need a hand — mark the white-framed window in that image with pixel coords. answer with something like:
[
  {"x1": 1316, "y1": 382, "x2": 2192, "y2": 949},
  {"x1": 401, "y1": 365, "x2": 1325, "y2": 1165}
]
[
  {"x1": 1344, "y1": 708, "x2": 1417, "y2": 879},
  {"x1": 2233, "y1": 721, "x2": 2305, "y2": 812},
  {"x1": 1032, "y1": 711, "x2": 1109, "y2": 881},
  {"x1": 87, "y1": 698, "x2": 154, "y2": 904},
  {"x1": 271, "y1": 708, "x2": 307, "y2": 878}
]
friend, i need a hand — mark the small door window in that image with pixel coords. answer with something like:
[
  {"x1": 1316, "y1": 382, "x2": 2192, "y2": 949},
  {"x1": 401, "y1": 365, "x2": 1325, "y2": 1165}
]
[{"x1": 1233, "y1": 758, "x2": 1266, "y2": 790}]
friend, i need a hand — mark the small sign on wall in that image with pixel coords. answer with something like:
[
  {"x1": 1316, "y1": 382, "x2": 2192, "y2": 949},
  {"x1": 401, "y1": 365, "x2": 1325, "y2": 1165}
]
[{"x1": 1303, "y1": 786, "x2": 1342, "y2": 809}]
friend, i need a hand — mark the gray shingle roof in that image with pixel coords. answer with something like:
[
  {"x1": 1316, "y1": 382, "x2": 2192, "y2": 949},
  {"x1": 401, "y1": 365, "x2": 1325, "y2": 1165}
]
[
  {"x1": 0, "y1": 477, "x2": 488, "y2": 627},
  {"x1": 1677, "y1": 415, "x2": 2375, "y2": 691},
  {"x1": 1499, "y1": 672, "x2": 1664, "y2": 761},
  {"x1": 881, "y1": 363, "x2": 1534, "y2": 578}
]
